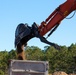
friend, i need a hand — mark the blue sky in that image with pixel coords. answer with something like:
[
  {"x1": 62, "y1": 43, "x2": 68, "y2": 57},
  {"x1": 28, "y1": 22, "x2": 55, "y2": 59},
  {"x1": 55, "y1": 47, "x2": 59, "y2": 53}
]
[{"x1": 0, "y1": 0, "x2": 76, "y2": 51}]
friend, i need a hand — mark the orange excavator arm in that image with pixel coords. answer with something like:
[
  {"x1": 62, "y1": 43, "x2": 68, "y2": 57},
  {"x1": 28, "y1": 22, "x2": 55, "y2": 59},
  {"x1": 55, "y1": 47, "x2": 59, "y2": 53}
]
[
  {"x1": 15, "y1": 0, "x2": 76, "y2": 60},
  {"x1": 39, "y1": 0, "x2": 76, "y2": 36}
]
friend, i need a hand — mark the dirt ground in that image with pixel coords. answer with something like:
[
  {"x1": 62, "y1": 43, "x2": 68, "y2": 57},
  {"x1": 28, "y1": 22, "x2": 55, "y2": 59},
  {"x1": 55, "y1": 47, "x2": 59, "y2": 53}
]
[
  {"x1": 69, "y1": 74, "x2": 76, "y2": 75},
  {"x1": 52, "y1": 71, "x2": 68, "y2": 75},
  {"x1": 49, "y1": 71, "x2": 76, "y2": 75}
]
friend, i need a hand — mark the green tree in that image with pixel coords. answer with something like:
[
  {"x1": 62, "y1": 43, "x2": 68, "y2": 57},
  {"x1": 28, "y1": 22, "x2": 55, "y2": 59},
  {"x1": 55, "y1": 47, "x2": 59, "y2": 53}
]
[
  {"x1": 25, "y1": 46, "x2": 44, "y2": 60},
  {"x1": 67, "y1": 43, "x2": 76, "y2": 73},
  {"x1": 0, "y1": 43, "x2": 76, "y2": 74},
  {"x1": 8, "y1": 49, "x2": 17, "y2": 59},
  {"x1": 0, "y1": 70, "x2": 4, "y2": 75},
  {"x1": 0, "y1": 50, "x2": 8, "y2": 75},
  {"x1": 44, "y1": 46, "x2": 59, "y2": 73}
]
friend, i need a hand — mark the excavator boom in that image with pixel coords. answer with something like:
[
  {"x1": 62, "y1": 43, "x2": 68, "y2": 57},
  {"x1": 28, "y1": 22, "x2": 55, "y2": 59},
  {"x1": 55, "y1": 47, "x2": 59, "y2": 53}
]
[
  {"x1": 39, "y1": 0, "x2": 76, "y2": 36},
  {"x1": 15, "y1": 0, "x2": 76, "y2": 60}
]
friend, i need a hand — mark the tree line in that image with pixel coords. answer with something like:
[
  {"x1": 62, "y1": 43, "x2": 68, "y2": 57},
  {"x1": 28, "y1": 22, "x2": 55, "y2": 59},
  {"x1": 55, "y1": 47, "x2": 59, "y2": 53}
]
[{"x1": 0, "y1": 43, "x2": 76, "y2": 75}]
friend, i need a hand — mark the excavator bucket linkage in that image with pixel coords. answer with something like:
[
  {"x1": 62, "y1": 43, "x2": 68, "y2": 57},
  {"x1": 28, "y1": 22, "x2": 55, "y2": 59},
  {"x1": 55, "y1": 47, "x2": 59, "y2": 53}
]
[{"x1": 15, "y1": 22, "x2": 61, "y2": 50}]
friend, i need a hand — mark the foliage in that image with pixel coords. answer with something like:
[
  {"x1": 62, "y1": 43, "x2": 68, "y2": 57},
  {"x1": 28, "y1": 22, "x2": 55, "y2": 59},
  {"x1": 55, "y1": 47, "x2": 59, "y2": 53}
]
[
  {"x1": 25, "y1": 46, "x2": 44, "y2": 60},
  {"x1": 0, "y1": 70, "x2": 4, "y2": 75},
  {"x1": 0, "y1": 43, "x2": 76, "y2": 74}
]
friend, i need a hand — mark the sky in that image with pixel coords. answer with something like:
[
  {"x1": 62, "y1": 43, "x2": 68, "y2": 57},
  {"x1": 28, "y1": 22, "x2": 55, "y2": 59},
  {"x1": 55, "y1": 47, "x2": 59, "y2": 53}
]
[{"x1": 0, "y1": 0, "x2": 76, "y2": 51}]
